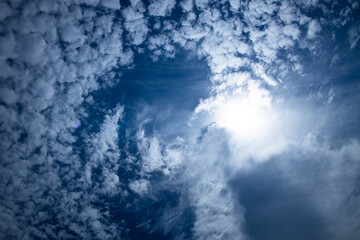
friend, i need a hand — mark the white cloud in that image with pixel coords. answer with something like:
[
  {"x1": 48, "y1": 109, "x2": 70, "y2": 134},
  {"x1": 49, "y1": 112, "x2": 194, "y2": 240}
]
[
  {"x1": 122, "y1": 0, "x2": 149, "y2": 46},
  {"x1": 137, "y1": 130, "x2": 165, "y2": 173},
  {"x1": 122, "y1": 6, "x2": 144, "y2": 21},
  {"x1": 1, "y1": 0, "x2": 359, "y2": 239},
  {"x1": 31, "y1": 79, "x2": 55, "y2": 100},
  {"x1": 0, "y1": 1, "x2": 13, "y2": 20},
  {"x1": 100, "y1": 0, "x2": 120, "y2": 9},
  {"x1": 0, "y1": 1, "x2": 132, "y2": 237},
  {"x1": 194, "y1": 0, "x2": 210, "y2": 10},
  {"x1": 180, "y1": 0, "x2": 194, "y2": 12},
  {"x1": 180, "y1": 126, "x2": 245, "y2": 240},
  {"x1": 283, "y1": 23, "x2": 301, "y2": 40},
  {"x1": 348, "y1": 24, "x2": 360, "y2": 48},
  {"x1": 0, "y1": 88, "x2": 18, "y2": 105},
  {"x1": 246, "y1": 0, "x2": 278, "y2": 23},
  {"x1": 129, "y1": 179, "x2": 150, "y2": 195},
  {"x1": 60, "y1": 24, "x2": 84, "y2": 43},
  {"x1": 124, "y1": 18, "x2": 149, "y2": 45},
  {"x1": 85, "y1": 104, "x2": 123, "y2": 164},
  {"x1": 253, "y1": 63, "x2": 278, "y2": 86},
  {"x1": 148, "y1": 34, "x2": 176, "y2": 58},
  {"x1": 0, "y1": 32, "x2": 16, "y2": 61},
  {"x1": 148, "y1": 0, "x2": 176, "y2": 17},
  {"x1": 18, "y1": 34, "x2": 46, "y2": 65},
  {"x1": 307, "y1": 19, "x2": 321, "y2": 39},
  {"x1": 229, "y1": 0, "x2": 240, "y2": 10}
]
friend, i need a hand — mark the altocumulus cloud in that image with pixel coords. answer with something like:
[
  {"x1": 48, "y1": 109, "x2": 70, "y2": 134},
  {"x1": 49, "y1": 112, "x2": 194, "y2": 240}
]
[{"x1": 0, "y1": 0, "x2": 360, "y2": 239}]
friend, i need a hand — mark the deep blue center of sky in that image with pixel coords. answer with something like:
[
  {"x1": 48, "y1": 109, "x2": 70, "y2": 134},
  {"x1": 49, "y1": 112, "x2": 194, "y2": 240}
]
[
  {"x1": 81, "y1": 52, "x2": 209, "y2": 239},
  {"x1": 93, "y1": 51, "x2": 210, "y2": 140},
  {"x1": 230, "y1": 160, "x2": 331, "y2": 240}
]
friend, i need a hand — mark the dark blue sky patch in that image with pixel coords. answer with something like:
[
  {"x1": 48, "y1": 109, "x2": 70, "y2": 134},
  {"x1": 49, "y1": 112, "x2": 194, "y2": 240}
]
[
  {"x1": 118, "y1": 53, "x2": 209, "y2": 108},
  {"x1": 77, "y1": 51, "x2": 207, "y2": 239},
  {"x1": 110, "y1": 186, "x2": 195, "y2": 240},
  {"x1": 229, "y1": 160, "x2": 332, "y2": 240},
  {"x1": 77, "y1": 50, "x2": 210, "y2": 159},
  {"x1": 113, "y1": 51, "x2": 210, "y2": 139}
]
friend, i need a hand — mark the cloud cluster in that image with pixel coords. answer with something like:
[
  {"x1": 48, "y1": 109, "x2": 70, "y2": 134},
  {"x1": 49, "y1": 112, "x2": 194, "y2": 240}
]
[
  {"x1": 1, "y1": 0, "x2": 359, "y2": 239},
  {"x1": 0, "y1": 1, "x2": 130, "y2": 238}
]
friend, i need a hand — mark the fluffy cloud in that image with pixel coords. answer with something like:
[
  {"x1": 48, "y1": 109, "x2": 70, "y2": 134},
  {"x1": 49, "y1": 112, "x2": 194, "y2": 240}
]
[
  {"x1": 100, "y1": 0, "x2": 120, "y2": 9},
  {"x1": 148, "y1": 0, "x2": 176, "y2": 17},
  {"x1": 0, "y1": 0, "x2": 131, "y2": 238},
  {"x1": 129, "y1": 179, "x2": 150, "y2": 195},
  {"x1": 60, "y1": 24, "x2": 84, "y2": 43},
  {"x1": 0, "y1": 87, "x2": 18, "y2": 105},
  {"x1": 307, "y1": 19, "x2": 322, "y2": 39},
  {"x1": 0, "y1": 0, "x2": 359, "y2": 239}
]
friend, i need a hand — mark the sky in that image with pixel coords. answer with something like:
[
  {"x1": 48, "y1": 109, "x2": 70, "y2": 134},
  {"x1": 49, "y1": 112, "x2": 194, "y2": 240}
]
[{"x1": 0, "y1": 0, "x2": 360, "y2": 240}]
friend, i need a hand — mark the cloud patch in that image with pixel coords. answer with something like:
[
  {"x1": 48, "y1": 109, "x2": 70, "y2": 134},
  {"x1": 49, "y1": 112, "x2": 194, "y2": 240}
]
[{"x1": 1, "y1": 0, "x2": 359, "y2": 239}]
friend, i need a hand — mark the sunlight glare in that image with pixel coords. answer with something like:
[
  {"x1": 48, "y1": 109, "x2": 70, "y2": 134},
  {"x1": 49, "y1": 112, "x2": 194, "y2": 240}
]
[{"x1": 214, "y1": 96, "x2": 275, "y2": 141}]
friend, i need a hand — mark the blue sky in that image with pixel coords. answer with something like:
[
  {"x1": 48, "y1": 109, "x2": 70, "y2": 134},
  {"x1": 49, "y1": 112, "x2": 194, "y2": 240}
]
[{"x1": 0, "y1": 0, "x2": 360, "y2": 239}]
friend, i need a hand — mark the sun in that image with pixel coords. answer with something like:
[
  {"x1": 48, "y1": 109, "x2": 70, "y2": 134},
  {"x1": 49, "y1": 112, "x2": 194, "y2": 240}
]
[{"x1": 213, "y1": 96, "x2": 276, "y2": 141}]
